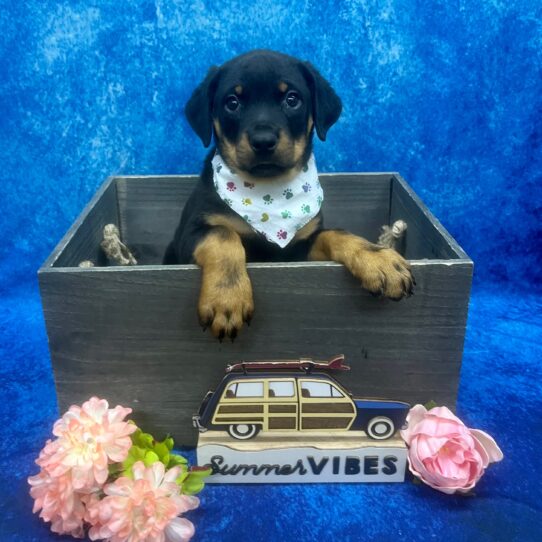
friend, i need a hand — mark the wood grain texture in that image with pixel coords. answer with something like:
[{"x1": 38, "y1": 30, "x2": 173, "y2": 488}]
[
  {"x1": 114, "y1": 174, "x2": 392, "y2": 264},
  {"x1": 39, "y1": 260, "x2": 472, "y2": 447},
  {"x1": 46, "y1": 178, "x2": 119, "y2": 268},
  {"x1": 390, "y1": 174, "x2": 471, "y2": 260},
  {"x1": 39, "y1": 173, "x2": 473, "y2": 447},
  {"x1": 116, "y1": 176, "x2": 197, "y2": 265}
]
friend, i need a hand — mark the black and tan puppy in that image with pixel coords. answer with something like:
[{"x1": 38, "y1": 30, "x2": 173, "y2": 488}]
[{"x1": 164, "y1": 50, "x2": 413, "y2": 340}]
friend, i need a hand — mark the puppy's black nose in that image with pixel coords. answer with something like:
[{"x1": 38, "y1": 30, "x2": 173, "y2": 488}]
[{"x1": 249, "y1": 129, "x2": 278, "y2": 153}]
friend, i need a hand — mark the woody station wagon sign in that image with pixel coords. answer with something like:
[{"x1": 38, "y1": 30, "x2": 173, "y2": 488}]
[{"x1": 194, "y1": 356, "x2": 410, "y2": 484}]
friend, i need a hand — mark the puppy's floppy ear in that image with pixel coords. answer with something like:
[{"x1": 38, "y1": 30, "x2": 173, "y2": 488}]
[
  {"x1": 300, "y1": 62, "x2": 342, "y2": 141},
  {"x1": 184, "y1": 66, "x2": 220, "y2": 147}
]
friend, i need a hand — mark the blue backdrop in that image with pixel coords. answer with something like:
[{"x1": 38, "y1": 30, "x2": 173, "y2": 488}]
[{"x1": 1, "y1": 1, "x2": 541, "y2": 541}]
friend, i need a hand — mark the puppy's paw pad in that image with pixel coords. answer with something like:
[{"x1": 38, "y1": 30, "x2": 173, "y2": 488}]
[
  {"x1": 198, "y1": 280, "x2": 254, "y2": 340},
  {"x1": 350, "y1": 248, "x2": 414, "y2": 300}
]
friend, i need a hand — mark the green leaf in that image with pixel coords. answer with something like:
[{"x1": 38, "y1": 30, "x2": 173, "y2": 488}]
[
  {"x1": 176, "y1": 471, "x2": 189, "y2": 485},
  {"x1": 139, "y1": 432, "x2": 155, "y2": 449},
  {"x1": 154, "y1": 441, "x2": 170, "y2": 461},
  {"x1": 130, "y1": 428, "x2": 141, "y2": 444},
  {"x1": 168, "y1": 453, "x2": 188, "y2": 467},
  {"x1": 180, "y1": 467, "x2": 212, "y2": 496},
  {"x1": 183, "y1": 479, "x2": 205, "y2": 495},
  {"x1": 108, "y1": 462, "x2": 124, "y2": 475},
  {"x1": 143, "y1": 450, "x2": 160, "y2": 467},
  {"x1": 117, "y1": 428, "x2": 210, "y2": 497},
  {"x1": 424, "y1": 400, "x2": 438, "y2": 411},
  {"x1": 122, "y1": 445, "x2": 147, "y2": 474},
  {"x1": 131, "y1": 428, "x2": 154, "y2": 449}
]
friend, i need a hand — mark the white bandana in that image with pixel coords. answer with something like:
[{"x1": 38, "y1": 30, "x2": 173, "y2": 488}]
[{"x1": 212, "y1": 153, "x2": 323, "y2": 248}]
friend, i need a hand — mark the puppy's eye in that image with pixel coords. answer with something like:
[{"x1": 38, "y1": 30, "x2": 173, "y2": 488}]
[
  {"x1": 284, "y1": 91, "x2": 301, "y2": 109},
  {"x1": 225, "y1": 95, "x2": 240, "y2": 112}
]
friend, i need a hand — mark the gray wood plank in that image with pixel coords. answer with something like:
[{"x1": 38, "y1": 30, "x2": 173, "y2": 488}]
[
  {"x1": 390, "y1": 175, "x2": 471, "y2": 261},
  {"x1": 39, "y1": 260, "x2": 472, "y2": 447},
  {"x1": 46, "y1": 178, "x2": 119, "y2": 268},
  {"x1": 115, "y1": 176, "x2": 198, "y2": 265},
  {"x1": 115, "y1": 174, "x2": 393, "y2": 264},
  {"x1": 319, "y1": 173, "x2": 391, "y2": 241}
]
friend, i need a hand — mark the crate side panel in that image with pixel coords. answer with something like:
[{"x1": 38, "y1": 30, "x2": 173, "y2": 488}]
[
  {"x1": 319, "y1": 174, "x2": 391, "y2": 241},
  {"x1": 116, "y1": 177, "x2": 198, "y2": 265},
  {"x1": 40, "y1": 261, "x2": 471, "y2": 447},
  {"x1": 390, "y1": 175, "x2": 470, "y2": 260},
  {"x1": 53, "y1": 181, "x2": 119, "y2": 267},
  {"x1": 115, "y1": 174, "x2": 392, "y2": 265}
]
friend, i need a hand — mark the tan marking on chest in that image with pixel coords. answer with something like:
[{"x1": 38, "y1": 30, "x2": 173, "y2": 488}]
[
  {"x1": 205, "y1": 213, "x2": 256, "y2": 237},
  {"x1": 294, "y1": 216, "x2": 322, "y2": 241}
]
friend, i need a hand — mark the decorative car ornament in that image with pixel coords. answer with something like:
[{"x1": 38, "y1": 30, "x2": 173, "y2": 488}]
[{"x1": 193, "y1": 355, "x2": 410, "y2": 441}]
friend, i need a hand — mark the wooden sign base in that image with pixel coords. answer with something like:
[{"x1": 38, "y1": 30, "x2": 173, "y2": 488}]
[{"x1": 197, "y1": 430, "x2": 407, "y2": 484}]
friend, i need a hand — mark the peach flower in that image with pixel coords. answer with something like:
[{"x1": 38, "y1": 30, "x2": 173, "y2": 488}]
[
  {"x1": 28, "y1": 465, "x2": 87, "y2": 538},
  {"x1": 29, "y1": 397, "x2": 137, "y2": 536},
  {"x1": 86, "y1": 461, "x2": 199, "y2": 542},
  {"x1": 400, "y1": 404, "x2": 503, "y2": 494},
  {"x1": 40, "y1": 397, "x2": 136, "y2": 491}
]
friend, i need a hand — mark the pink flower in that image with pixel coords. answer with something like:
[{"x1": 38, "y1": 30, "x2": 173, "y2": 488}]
[
  {"x1": 28, "y1": 467, "x2": 87, "y2": 538},
  {"x1": 39, "y1": 397, "x2": 136, "y2": 491},
  {"x1": 400, "y1": 405, "x2": 503, "y2": 494},
  {"x1": 86, "y1": 461, "x2": 199, "y2": 542}
]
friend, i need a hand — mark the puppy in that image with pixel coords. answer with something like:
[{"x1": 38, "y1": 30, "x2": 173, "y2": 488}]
[{"x1": 164, "y1": 50, "x2": 413, "y2": 340}]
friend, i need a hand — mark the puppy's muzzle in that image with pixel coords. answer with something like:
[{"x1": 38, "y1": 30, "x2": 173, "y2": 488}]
[{"x1": 248, "y1": 126, "x2": 278, "y2": 154}]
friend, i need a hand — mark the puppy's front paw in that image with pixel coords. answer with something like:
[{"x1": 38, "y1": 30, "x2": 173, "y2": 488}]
[
  {"x1": 347, "y1": 245, "x2": 414, "y2": 300},
  {"x1": 198, "y1": 269, "x2": 254, "y2": 341}
]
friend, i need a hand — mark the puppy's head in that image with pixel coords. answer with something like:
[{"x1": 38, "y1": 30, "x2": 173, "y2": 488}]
[{"x1": 185, "y1": 50, "x2": 342, "y2": 179}]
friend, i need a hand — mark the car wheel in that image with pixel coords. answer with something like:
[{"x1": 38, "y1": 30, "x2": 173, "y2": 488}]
[
  {"x1": 227, "y1": 424, "x2": 259, "y2": 440},
  {"x1": 366, "y1": 416, "x2": 395, "y2": 440}
]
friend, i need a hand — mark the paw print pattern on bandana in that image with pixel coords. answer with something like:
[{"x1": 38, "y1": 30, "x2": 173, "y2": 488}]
[{"x1": 211, "y1": 152, "x2": 322, "y2": 249}]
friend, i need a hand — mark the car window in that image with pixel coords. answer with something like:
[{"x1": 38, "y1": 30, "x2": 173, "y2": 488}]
[
  {"x1": 331, "y1": 385, "x2": 344, "y2": 397},
  {"x1": 300, "y1": 381, "x2": 345, "y2": 398},
  {"x1": 226, "y1": 381, "x2": 264, "y2": 398},
  {"x1": 268, "y1": 380, "x2": 295, "y2": 397}
]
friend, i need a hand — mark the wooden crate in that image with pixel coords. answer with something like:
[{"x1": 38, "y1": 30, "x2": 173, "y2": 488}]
[{"x1": 38, "y1": 173, "x2": 472, "y2": 446}]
